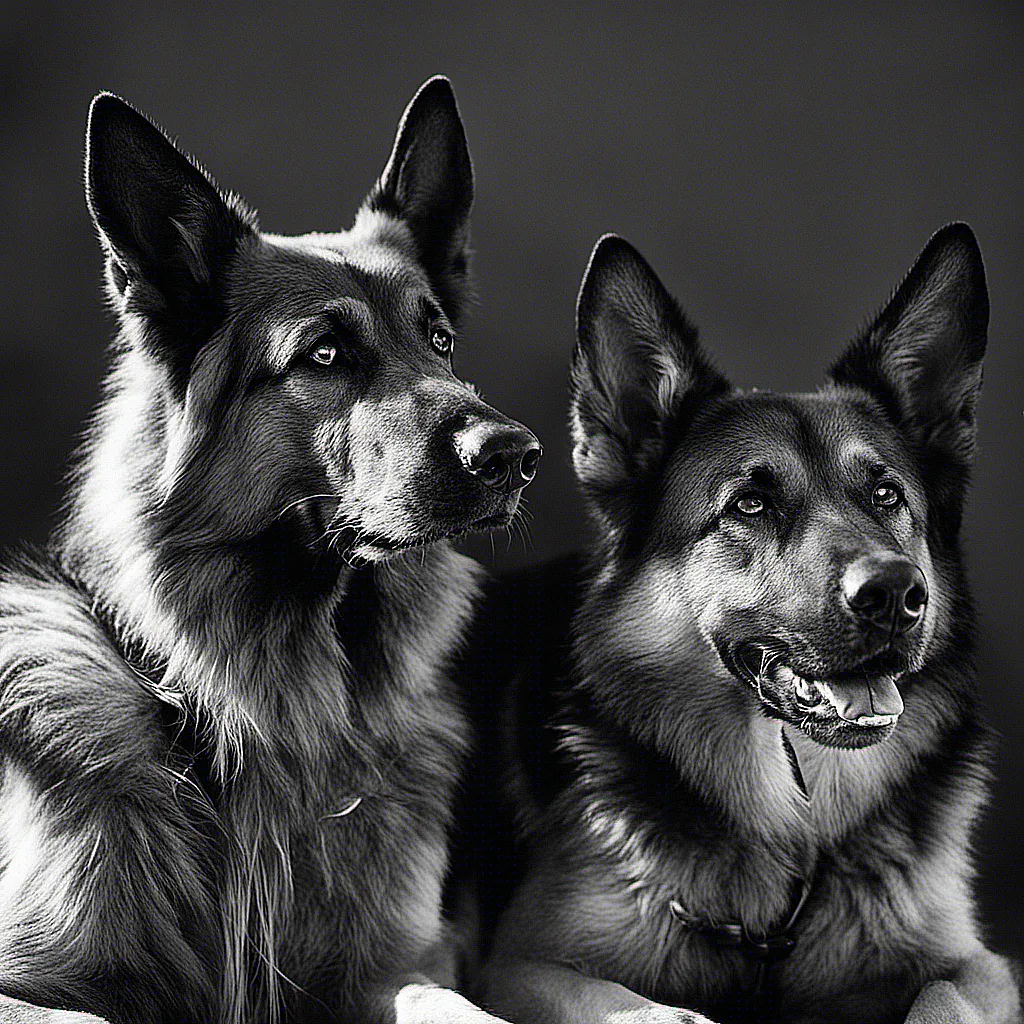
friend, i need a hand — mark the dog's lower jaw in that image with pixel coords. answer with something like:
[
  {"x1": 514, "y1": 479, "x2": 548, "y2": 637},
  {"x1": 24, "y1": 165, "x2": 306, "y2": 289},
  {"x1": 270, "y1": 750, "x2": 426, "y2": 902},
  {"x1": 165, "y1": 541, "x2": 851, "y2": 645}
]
[
  {"x1": 786, "y1": 669, "x2": 903, "y2": 748},
  {"x1": 796, "y1": 710, "x2": 899, "y2": 750},
  {"x1": 347, "y1": 511, "x2": 519, "y2": 565},
  {"x1": 722, "y1": 643, "x2": 903, "y2": 749},
  {"x1": 777, "y1": 665, "x2": 903, "y2": 728}
]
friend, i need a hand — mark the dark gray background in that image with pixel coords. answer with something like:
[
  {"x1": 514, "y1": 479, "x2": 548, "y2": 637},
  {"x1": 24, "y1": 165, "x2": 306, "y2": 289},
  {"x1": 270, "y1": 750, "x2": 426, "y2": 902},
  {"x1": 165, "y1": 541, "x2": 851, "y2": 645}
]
[{"x1": 1, "y1": 4, "x2": 1020, "y2": 956}]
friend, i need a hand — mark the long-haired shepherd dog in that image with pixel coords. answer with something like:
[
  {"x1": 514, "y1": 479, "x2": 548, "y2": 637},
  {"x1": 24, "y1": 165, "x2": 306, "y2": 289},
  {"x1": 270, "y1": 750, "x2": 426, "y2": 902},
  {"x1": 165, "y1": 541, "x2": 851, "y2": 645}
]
[
  {"x1": 458, "y1": 227, "x2": 1020, "y2": 1023},
  {"x1": 0, "y1": 79, "x2": 540, "y2": 1023}
]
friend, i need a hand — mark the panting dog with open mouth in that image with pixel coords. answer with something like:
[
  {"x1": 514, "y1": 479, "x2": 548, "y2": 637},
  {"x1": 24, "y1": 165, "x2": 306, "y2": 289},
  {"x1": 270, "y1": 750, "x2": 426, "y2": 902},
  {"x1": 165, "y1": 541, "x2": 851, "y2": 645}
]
[{"x1": 457, "y1": 226, "x2": 1020, "y2": 1023}]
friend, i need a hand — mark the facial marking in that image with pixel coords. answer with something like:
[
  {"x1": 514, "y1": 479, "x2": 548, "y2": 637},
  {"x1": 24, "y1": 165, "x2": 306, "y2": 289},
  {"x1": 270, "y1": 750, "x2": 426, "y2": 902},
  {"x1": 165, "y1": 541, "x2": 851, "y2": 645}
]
[{"x1": 262, "y1": 299, "x2": 376, "y2": 375}]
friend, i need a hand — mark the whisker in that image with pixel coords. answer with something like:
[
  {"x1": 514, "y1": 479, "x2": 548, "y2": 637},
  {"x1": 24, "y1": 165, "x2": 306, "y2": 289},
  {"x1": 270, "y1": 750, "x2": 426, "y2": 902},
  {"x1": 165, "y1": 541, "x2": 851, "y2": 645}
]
[
  {"x1": 273, "y1": 493, "x2": 339, "y2": 522},
  {"x1": 509, "y1": 505, "x2": 534, "y2": 555}
]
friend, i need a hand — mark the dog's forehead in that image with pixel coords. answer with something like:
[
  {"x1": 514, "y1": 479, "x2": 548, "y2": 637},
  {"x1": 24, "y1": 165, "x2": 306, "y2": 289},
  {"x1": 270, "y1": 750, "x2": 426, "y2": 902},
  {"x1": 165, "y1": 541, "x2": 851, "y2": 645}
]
[
  {"x1": 669, "y1": 390, "x2": 912, "y2": 493},
  {"x1": 223, "y1": 233, "x2": 439, "y2": 372},
  {"x1": 233, "y1": 233, "x2": 431, "y2": 314}
]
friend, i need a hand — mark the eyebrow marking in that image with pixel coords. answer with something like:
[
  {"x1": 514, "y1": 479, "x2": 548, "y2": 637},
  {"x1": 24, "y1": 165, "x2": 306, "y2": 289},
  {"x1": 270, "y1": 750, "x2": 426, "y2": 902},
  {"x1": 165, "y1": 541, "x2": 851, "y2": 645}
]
[
  {"x1": 262, "y1": 299, "x2": 374, "y2": 375},
  {"x1": 746, "y1": 464, "x2": 776, "y2": 485},
  {"x1": 712, "y1": 464, "x2": 778, "y2": 508},
  {"x1": 323, "y1": 296, "x2": 371, "y2": 324},
  {"x1": 420, "y1": 296, "x2": 445, "y2": 323},
  {"x1": 843, "y1": 447, "x2": 891, "y2": 478},
  {"x1": 839, "y1": 440, "x2": 885, "y2": 463}
]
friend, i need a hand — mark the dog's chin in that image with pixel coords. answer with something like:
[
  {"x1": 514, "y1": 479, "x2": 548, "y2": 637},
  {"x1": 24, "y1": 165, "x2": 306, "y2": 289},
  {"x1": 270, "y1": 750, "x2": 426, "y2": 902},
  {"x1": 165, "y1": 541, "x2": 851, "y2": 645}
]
[
  {"x1": 723, "y1": 641, "x2": 906, "y2": 749},
  {"x1": 348, "y1": 509, "x2": 518, "y2": 565}
]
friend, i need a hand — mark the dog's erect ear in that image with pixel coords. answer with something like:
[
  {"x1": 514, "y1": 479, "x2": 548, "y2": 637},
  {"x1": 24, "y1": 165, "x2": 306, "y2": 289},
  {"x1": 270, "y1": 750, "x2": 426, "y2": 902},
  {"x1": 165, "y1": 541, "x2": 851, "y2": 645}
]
[
  {"x1": 829, "y1": 223, "x2": 988, "y2": 544},
  {"x1": 571, "y1": 235, "x2": 728, "y2": 530},
  {"x1": 86, "y1": 93, "x2": 257, "y2": 393},
  {"x1": 365, "y1": 77, "x2": 473, "y2": 320}
]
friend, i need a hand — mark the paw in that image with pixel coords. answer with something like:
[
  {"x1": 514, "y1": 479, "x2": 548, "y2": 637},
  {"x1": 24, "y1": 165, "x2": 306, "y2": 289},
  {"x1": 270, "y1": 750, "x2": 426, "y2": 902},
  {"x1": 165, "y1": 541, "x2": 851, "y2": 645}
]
[
  {"x1": 604, "y1": 1005, "x2": 718, "y2": 1024},
  {"x1": 0, "y1": 996, "x2": 110, "y2": 1024},
  {"x1": 905, "y1": 981, "x2": 984, "y2": 1024}
]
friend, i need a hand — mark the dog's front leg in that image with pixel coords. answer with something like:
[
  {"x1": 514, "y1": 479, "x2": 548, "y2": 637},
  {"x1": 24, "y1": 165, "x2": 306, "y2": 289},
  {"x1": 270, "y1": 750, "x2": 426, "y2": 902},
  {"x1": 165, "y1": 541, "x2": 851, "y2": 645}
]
[
  {"x1": 480, "y1": 957, "x2": 718, "y2": 1024},
  {"x1": 368, "y1": 974, "x2": 513, "y2": 1023},
  {"x1": 905, "y1": 949, "x2": 1020, "y2": 1024},
  {"x1": 0, "y1": 995, "x2": 109, "y2": 1023}
]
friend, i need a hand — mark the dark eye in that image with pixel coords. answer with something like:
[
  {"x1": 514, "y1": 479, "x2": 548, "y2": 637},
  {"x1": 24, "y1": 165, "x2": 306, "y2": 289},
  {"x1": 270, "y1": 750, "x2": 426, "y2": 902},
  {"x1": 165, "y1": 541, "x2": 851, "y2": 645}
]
[
  {"x1": 872, "y1": 482, "x2": 903, "y2": 508},
  {"x1": 734, "y1": 495, "x2": 765, "y2": 516},
  {"x1": 309, "y1": 341, "x2": 337, "y2": 367},
  {"x1": 430, "y1": 326, "x2": 453, "y2": 356}
]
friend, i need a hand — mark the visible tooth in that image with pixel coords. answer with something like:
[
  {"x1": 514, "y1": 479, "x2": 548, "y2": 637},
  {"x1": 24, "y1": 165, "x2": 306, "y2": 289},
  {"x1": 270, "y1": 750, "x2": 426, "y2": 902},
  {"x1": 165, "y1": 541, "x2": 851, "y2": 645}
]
[
  {"x1": 795, "y1": 676, "x2": 817, "y2": 701},
  {"x1": 851, "y1": 713, "x2": 898, "y2": 728},
  {"x1": 816, "y1": 680, "x2": 838, "y2": 707},
  {"x1": 774, "y1": 665, "x2": 797, "y2": 684}
]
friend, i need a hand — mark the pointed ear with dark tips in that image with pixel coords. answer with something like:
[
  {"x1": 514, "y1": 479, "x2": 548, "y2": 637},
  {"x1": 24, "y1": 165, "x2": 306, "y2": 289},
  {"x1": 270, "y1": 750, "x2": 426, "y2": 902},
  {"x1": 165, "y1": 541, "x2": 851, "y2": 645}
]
[
  {"x1": 86, "y1": 93, "x2": 257, "y2": 391},
  {"x1": 571, "y1": 235, "x2": 729, "y2": 533},
  {"x1": 365, "y1": 76, "x2": 473, "y2": 320},
  {"x1": 829, "y1": 223, "x2": 989, "y2": 544}
]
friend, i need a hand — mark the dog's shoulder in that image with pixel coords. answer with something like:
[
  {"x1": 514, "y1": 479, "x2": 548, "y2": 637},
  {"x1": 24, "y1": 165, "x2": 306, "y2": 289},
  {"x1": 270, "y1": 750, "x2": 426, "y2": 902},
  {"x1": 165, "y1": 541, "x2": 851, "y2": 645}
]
[
  {"x1": 0, "y1": 552, "x2": 177, "y2": 785},
  {"x1": 0, "y1": 553, "x2": 220, "y2": 1017}
]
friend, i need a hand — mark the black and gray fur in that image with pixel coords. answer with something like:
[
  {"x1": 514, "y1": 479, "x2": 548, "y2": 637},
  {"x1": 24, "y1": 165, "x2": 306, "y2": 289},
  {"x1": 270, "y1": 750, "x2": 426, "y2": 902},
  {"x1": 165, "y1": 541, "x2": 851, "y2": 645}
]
[
  {"x1": 459, "y1": 227, "x2": 1020, "y2": 1024},
  {"x1": 0, "y1": 79, "x2": 536, "y2": 1024}
]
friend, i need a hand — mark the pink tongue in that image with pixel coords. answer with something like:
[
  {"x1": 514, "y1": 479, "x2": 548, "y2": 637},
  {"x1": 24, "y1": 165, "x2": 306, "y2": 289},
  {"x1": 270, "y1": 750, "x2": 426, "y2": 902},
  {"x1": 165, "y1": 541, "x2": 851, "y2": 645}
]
[{"x1": 827, "y1": 676, "x2": 904, "y2": 722}]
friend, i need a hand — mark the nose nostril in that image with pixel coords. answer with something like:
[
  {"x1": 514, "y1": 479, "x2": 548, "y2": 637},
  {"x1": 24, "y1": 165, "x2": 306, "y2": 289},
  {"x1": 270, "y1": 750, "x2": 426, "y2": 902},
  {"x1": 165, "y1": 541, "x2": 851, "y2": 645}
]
[
  {"x1": 845, "y1": 558, "x2": 927, "y2": 634},
  {"x1": 904, "y1": 585, "x2": 927, "y2": 615},
  {"x1": 519, "y1": 448, "x2": 541, "y2": 482},
  {"x1": 457, "y1": 423, "x2": 540, "y2": 493},
  {"x1": 851, "y1": 584, "x2": 890, "y2": 616},
  {"x1": 476, "y1": 453, "x2": 511, "y2": 489}
]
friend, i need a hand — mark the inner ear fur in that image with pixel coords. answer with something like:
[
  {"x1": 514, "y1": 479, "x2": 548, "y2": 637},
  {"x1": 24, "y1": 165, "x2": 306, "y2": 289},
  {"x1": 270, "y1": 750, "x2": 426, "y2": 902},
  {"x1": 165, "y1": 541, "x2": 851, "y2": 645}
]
[
  {"x1": 829, "y1": 222, "x2": 988, "y2": 544},
  {"x1": 85, "y1": 93, "x2": 257, "y2": 395},
  {"x1": 571, "y1": 234, "x2": 728, "y2": 533}
]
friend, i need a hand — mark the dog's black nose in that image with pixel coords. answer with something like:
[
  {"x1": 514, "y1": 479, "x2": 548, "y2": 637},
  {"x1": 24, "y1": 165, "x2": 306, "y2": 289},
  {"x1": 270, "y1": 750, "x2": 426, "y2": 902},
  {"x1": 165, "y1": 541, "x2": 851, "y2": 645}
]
[
  {"x1": 843, "y1": 557, "x2": 928, "y2": 635},
  {"x1": 454, "y1": 421, "x2": 541, "y2": 492}
]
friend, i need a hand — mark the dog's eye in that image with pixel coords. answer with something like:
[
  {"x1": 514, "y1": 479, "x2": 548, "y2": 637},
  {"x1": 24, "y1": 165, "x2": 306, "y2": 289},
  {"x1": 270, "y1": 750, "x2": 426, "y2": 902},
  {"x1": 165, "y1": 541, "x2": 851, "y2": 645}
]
[
  {"x1": 872, "y1": 483, "x2": 902, "y2": 508},
  {"x1": 430, "y1": 327, "x2": 453, "y2": 356},
  {"x1": 734, "y1": 495, "x2": 765, "y2": 516},
  {"x1": 309, "y1": 342, "x2": 337, "y2": 367}
]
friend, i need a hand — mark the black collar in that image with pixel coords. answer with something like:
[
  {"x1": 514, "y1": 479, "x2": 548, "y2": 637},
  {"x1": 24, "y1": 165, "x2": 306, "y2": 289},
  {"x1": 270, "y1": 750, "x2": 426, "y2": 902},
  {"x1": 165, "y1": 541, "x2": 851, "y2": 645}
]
[{"x1": 669, "y1": 870, "x2": 812, "y2": 1004}]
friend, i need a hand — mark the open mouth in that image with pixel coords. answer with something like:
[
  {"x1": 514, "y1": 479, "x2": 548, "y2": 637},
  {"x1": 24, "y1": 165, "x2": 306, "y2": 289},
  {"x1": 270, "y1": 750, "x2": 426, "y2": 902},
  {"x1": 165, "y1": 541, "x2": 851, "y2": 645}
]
[
  {"x1": 727, "y1": 642, "x2": 905, "y2": 746},
  {"x1": 774, "y1": 663, "x2": 903, "y2": 727}
]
